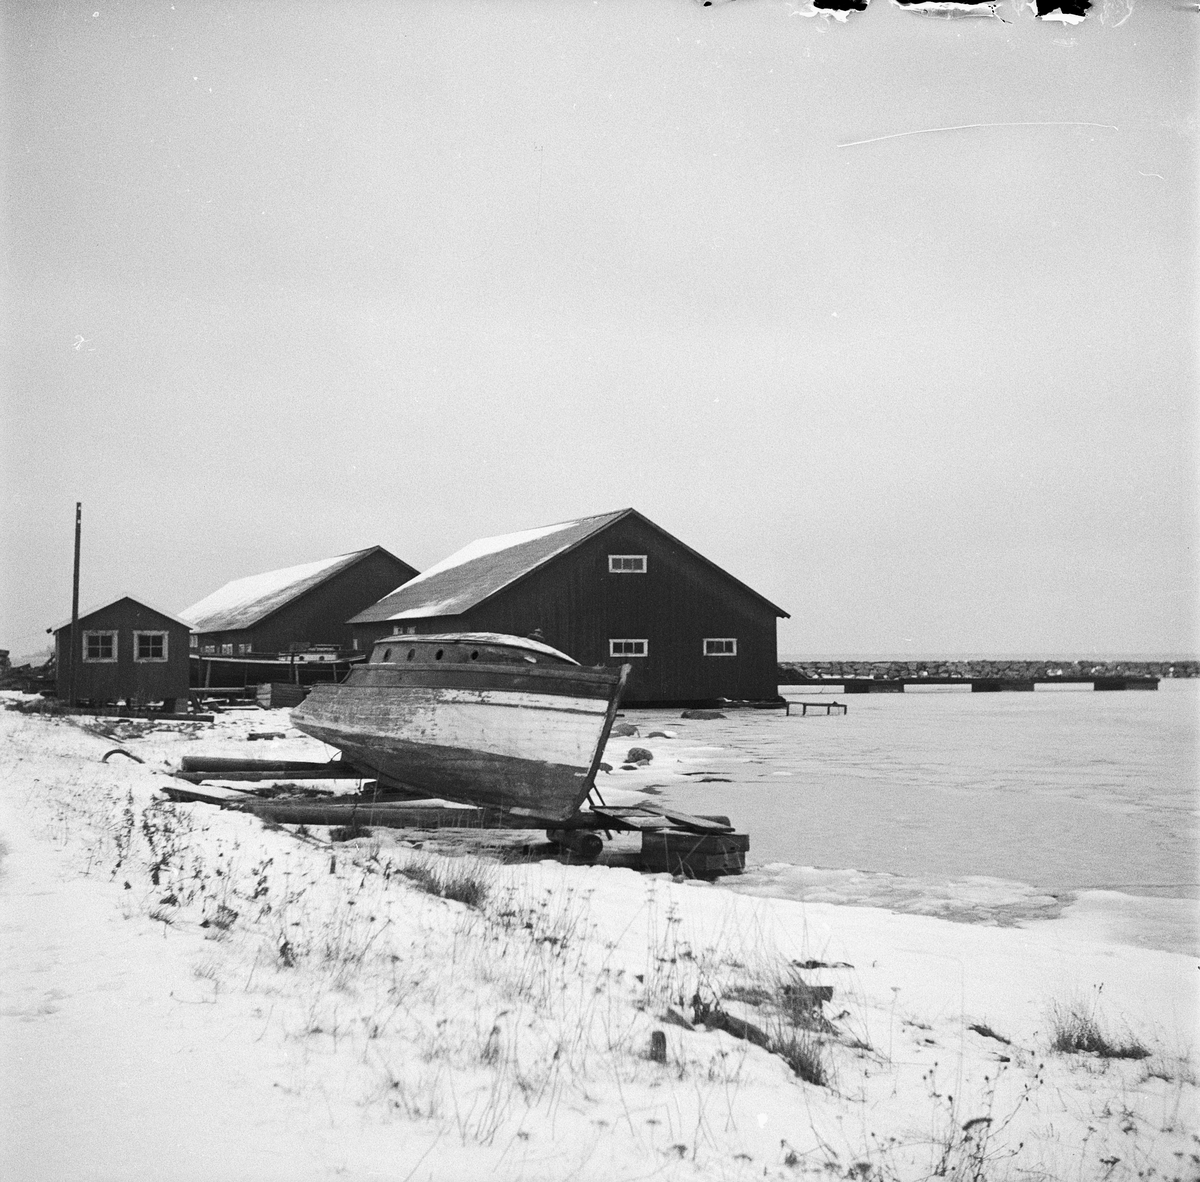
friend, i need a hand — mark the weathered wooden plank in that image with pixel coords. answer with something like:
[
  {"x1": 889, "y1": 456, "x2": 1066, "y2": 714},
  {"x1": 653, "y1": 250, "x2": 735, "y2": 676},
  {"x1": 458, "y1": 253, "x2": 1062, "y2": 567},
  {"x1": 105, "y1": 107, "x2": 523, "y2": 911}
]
[
  {"x1": 159, "y1": 782, "x2": 258, "y2": 805},
  {"x1": 57, "y1": 707, "x2": 214, "y2": 722},
  {"x1": 180, "y1": 756, "x2": 363, "y2": 775},
  {"x1": 228, "y1": 800, "x2": 507, "y2": 828},
  {"x1": 172, "y1": 769, "x2": 371, "y2": 783},
  {"x1": 584, "y1": 807, "x2": 733, "y2": 833},
  {"x1": 630, "y1": 803, "x2": 734, "y2": 833},
  {"x1": 256, "y1": 683, "x2": 310, "y2": 709},
  {"x1": 640, "y1": 829, "x2": 748, "y2": 876}
]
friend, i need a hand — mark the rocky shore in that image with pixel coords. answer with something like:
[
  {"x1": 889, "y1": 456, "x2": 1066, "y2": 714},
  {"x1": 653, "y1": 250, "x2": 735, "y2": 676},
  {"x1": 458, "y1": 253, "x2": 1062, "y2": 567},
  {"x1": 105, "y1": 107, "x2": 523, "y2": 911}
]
[{"x1": 778, "y1": 658, "x2": 1198, "y2": 682}]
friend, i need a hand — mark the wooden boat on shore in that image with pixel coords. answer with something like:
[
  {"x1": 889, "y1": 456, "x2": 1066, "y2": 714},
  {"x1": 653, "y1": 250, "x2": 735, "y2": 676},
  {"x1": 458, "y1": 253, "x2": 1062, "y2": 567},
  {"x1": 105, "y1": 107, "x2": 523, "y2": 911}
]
[{"x1": 291, "y1": 634, "x2": 630, "y2": 823}]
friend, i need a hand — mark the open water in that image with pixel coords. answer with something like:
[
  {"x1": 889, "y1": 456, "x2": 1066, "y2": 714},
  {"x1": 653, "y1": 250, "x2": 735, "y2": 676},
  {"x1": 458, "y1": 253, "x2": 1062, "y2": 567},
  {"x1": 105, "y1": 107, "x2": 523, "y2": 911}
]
[{"x1": 617, "y1": 680, "x2": 1199, "y2": 953}]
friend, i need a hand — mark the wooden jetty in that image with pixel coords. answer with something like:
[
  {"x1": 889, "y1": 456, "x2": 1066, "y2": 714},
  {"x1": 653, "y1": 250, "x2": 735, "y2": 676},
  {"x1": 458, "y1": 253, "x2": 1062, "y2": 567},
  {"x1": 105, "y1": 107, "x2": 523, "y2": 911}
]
[
  {"x1": 784, "y1": 676, "x2": 1158, "y2": 693},
  {"x1": 778, "y1": 659, "x2": 1165, "y2": 693},
  {"x1": 786, "y1": 701, "x2": 848, "y2": 716}
]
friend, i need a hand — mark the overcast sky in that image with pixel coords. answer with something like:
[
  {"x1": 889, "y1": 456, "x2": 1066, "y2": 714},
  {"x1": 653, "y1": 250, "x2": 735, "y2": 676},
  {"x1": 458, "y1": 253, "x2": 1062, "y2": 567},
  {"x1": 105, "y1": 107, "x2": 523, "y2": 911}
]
[{"x1": 2, "y1": 0, "x2": 1195, "y2": 660}]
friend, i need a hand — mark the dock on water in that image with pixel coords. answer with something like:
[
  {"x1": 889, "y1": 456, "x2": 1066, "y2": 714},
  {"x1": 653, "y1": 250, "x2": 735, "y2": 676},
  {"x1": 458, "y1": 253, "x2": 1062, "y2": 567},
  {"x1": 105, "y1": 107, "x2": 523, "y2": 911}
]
[
  {"x1": 785, "y1": 676, "x2": 1158, "y2": 693},
  {"x1": 777, "y1": 659, "x2": 1170, "y2": 693},
  {"x1": 787, "y1": 701, "x2": 849, "y2": 715}
]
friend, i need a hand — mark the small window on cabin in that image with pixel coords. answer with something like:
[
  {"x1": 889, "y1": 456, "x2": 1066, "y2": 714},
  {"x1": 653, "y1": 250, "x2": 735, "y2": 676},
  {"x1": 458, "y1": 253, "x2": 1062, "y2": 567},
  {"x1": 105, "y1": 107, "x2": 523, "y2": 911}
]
[
  {"x1": 609, "y1": 639, "x2": 648, "y2": 658},
  {"x1": 134, "y1": 631, "x2": 168, "y2": 662},
  {"x1": 383, "y1": 648, "x2": 392, "y2": 661},
  {"x1": 406, "y1": 648, "x2": 415, "y2": 661},
  {"x1": 470, "y1": 650, "x2": 479, "y2": 660},
  {"x1": 237, "y1": 643, "x2": 251, "y2": 655},
  {"x1": 703, "y1": 638, "x2": 737, "y2": 657},
  {"x1": 435, "y1": 649, "x2": 444, "y2": 660},
  {"x1": 392, "y1": 626, "x2": 401, "y2": 635},
  {"x1": 83, "y1": 631, "x2": 117, "y2": 662},
  {"x1": 608, "y1": 555, "x2": 647, "y2": 574},
  {"x1": 220, "y1": 643, "x2": 233, "y2": 656},
  {"x1": 202, "y1": 644, "x2": 216, "y2": 655},
  {"x1": 189, "y1": 635, "x2": 198, "y2": 650}
]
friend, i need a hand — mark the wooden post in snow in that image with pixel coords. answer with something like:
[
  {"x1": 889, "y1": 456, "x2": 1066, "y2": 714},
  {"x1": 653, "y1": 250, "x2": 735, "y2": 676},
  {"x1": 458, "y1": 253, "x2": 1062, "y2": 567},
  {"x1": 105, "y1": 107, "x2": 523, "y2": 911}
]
[{"x1": 68, "y1": 502, "x2": 81, "y2": 707}]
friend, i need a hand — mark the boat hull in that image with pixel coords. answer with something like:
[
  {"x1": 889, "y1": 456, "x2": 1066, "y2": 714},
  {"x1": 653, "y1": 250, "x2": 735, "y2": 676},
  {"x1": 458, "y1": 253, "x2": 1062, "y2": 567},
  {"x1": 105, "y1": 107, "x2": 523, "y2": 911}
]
[{"x1": 291, "y1": 662, "x2": 627, "y2": 822}]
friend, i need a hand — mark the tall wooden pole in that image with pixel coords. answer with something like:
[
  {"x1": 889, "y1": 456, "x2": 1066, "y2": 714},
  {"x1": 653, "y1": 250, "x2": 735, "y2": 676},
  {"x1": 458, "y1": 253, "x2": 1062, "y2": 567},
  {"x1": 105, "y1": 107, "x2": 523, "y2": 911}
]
[{"x1": 69, "y1": 502, "x2": 81, "y2": 706}]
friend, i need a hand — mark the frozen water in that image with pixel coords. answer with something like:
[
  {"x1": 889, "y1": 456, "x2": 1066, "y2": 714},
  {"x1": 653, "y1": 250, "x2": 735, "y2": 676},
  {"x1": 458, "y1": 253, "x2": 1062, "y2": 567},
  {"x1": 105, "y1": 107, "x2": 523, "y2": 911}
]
[{"x1": 612, "y1": 680, "x2": 1198, "y2": 951}]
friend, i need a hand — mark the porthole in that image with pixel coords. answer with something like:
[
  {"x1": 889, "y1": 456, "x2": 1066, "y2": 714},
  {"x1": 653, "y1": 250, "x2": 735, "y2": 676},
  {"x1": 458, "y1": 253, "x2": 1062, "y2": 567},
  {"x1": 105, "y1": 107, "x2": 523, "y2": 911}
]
[
  {"x1": 383, "y1": 648, "x2": 392, "y2": 661},
  {"x1": 406, "y1": 648, "x2": 415, "y2": 661},
  {"x1": 435, "y1": 648, "x2": 444, "y2": 660},
  {"x1": 470, "y1": 650, "x2": 479, "y2": 660}
]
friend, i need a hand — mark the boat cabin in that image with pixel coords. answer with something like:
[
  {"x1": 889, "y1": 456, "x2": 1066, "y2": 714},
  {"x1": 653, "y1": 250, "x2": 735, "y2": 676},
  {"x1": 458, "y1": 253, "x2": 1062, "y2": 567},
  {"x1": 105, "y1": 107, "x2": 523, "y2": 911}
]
[{"x1": 370, "y1": 633, "x2": 579, "y2": 668}]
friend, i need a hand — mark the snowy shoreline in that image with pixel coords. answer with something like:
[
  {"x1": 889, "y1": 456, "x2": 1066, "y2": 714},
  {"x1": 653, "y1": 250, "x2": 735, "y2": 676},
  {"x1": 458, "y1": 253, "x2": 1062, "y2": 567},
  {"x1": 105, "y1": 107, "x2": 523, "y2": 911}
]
[{"x1": 1, "y1": 703, "x2": 1197, "y2": 1181}]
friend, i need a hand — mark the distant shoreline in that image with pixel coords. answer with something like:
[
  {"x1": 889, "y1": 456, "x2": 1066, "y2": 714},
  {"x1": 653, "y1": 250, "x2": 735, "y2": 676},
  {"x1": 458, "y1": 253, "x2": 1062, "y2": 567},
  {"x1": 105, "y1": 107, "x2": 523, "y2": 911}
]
[
  {"x1": 778, "y1": 657, "x2": 1198, "y2": 679},
  {"x1": 779, "y1": 653, "x2": 1200, "y2": 665}
]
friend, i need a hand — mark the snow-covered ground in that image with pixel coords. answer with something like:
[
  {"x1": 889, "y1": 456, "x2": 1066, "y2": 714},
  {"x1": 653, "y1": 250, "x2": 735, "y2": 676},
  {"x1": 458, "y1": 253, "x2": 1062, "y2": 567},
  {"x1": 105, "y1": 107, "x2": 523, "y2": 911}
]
[{"x1": 1, "y1": 699, "x2": 1196, "y2": 1181}]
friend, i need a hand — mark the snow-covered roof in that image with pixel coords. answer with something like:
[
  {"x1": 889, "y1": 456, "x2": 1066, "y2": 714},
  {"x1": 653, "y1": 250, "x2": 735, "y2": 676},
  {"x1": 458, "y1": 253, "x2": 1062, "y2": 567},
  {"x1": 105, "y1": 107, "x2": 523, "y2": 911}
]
[
  {"x1": 181, "y1": 549, "x2": 377, "y2": 633},
  {"x1": 350, "y1": 509, "x2": 789, "y2": 624},
  {"x1": 350, "y1": 512, "x2": 629, "y2": 624},
  {"x1": 52, "y1": 595, "x2": 191, "y2": 633}
]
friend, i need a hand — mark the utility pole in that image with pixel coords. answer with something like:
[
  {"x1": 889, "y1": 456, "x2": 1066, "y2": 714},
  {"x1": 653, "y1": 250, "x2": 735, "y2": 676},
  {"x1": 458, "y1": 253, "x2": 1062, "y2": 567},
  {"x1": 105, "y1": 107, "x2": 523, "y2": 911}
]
[{"x1": 69, "y1": 502, "x2": 81, "y2": 706}]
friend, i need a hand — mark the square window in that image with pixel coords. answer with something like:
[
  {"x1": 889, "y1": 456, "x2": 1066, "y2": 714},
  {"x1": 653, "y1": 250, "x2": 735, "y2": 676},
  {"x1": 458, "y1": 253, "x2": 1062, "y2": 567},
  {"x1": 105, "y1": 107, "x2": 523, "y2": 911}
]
[
  {"x1": 237, "y1": 643, "x2": 251, "y2": 655},
  {"x1": 83, "y1": 631, "x2": 117, "y2": 662},
  {"x1": 703, "y1": 638, "x2": 737, "y2": 657},
  {"x1": 609, "y1": 638, "x2": 648, "y2": 657},
  {"x1": 220, "y1": 643, "x2": 233, "y2": 655},
  {"x1": 608, "y1": 555, "x2": 647, "y2": 574},
  {"x1": 189, "y1": 634, "x2": 198, "y2": 649},
  {"x1": 134, "y1": 631, "x2": 167, "y2": 661},
  {"x1": 202, "y1": 644, "x2": 216, "y2": 655}
]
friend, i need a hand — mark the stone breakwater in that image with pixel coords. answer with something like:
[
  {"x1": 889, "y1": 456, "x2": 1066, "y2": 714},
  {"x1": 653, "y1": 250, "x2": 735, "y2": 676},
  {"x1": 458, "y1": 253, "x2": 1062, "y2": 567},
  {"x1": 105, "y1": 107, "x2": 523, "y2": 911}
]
[{"x1": 778, "y1": 658, "x2": 1198, "y2": 682}]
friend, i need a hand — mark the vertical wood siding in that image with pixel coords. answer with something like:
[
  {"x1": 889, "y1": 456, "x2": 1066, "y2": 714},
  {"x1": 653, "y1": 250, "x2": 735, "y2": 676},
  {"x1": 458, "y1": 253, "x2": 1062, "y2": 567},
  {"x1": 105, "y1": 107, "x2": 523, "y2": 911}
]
[
  {"x1": 55, "y1": 599, "x2": 191, "y2": 704},
  {"x1": 351, "y1": 519, "x2": 782, "y2": 703}
]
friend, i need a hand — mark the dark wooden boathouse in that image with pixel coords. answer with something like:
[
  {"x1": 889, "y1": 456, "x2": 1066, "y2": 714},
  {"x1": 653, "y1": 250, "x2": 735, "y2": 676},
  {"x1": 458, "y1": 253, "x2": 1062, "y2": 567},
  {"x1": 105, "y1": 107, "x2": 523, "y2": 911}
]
[
  {"x1": 52, "y1": 596, "x2": 191, "y2": 708},
  {"x1": 348, "y1": 509, "x2": 789, "y2": 705},
  {"x1": 181, "y1": 546, "x2": 417, "y2": 657}
]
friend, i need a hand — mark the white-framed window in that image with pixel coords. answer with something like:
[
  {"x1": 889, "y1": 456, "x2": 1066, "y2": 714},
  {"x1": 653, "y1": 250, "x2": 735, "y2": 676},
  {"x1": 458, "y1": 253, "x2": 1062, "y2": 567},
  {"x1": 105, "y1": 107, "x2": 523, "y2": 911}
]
[
  {"x1": 237, "y1": 643, "x2": 251, "y2": 655},
  {"x1": 83, "y1": 630, "x2": 117, "y2": 662},
  {"x1": 202, "y1": 644, "x2": 216, "y2": 655},
  {"x1": 704, "y1": 638, "x2": 737, "y2": 657},
  {"x1": 352, "y1": 638, "x2": 360, "y2": 650},
  {"x1": 609, "y1": 639, "x2": 648, "y2": 658},
  {"x1": 189, "y1": 634, "x2": 198, "y2": 650},
  {"x1": 608, "y1": 555, "x2": 647, "y2": 574},
  {"x1": 220, "y1": 643, "x2": 234, "y2": 655},
  {"x1": 134, "y1": 631, "x2": 168, "y2": 662}
]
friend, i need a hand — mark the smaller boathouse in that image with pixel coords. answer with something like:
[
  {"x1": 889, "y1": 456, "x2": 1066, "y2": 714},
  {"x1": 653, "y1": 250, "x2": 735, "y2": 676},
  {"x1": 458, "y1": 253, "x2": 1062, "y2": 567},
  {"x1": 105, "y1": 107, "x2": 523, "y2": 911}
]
[{"x1": 52, "y1": 596, "x2": 191, "y2": 709}]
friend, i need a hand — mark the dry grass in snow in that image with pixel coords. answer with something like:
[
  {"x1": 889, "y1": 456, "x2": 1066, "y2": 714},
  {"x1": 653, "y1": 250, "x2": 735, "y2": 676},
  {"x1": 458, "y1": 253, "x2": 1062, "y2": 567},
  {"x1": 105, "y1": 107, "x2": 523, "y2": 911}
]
[{"x1": 1, "y1": 700, "x2": 1197, "y2": 1182}]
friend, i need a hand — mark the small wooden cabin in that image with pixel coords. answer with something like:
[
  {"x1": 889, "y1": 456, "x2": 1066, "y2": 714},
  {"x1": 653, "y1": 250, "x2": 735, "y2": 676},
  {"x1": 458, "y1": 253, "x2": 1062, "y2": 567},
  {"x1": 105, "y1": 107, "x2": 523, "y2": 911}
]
[
  {"x1": 181, "y1": 546, "x2": 417, "y2": 657},
  {"x1": 348, "y1": 509, "x2": 789, "y2": 705},
  {"x1": 53, "y1": 597, "x2": 191, "y2": 708}
]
